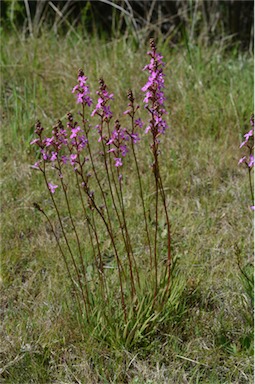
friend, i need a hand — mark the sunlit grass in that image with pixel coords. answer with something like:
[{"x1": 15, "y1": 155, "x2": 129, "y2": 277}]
[{"x1": 0, "y1": 31, "x2": 253, "y2": 383}]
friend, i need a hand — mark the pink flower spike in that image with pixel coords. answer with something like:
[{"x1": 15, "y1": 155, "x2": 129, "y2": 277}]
[
  {"x1": 48, "y1": 182, "x2": 58, "y2": 194},
  {"x1": 250, "y1": 206, "x2": 255, "y2": 211}
]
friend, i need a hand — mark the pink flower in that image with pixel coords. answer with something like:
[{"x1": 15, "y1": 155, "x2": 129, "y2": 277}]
[
  {"x1": 61, "y1": 155, "x2": 69, "y2": 164},
  {"x1": 238, "y1": 156, "x2": 246, "y2": 165},
  {"x1": 41, "y1": 150, "x2": 48, "y2": 160},
  {"x1": 91, "y1": 79, "x2": 113, "y2": 121},
  {"x1": 44, "y1": 137, "x2": 54, "y2": 147},
  {"x1": 30, "y1": 138, "x2": 40, "y2": 145},
  {"x1": 70, "y1": 126, "x2": 81, "y2": 139},
  {"x1": 50, "y1": 152, "x2": 58, "y2": 162},
  {"x1": 248, "y1": 155, "x2": 254, "y2": 168},
  {"x1": 240, "y1": 129, "x2": 253, "y2": 148},
  {"x1": 76, "y1": 135, "x2": 88, "y2": 151},
  {"x1": 120, "y1": 145, "x2": 128, "y2": 157},
  {"x1": 31, "y1": 161, "x2": 41, "y2": 170},
  {"x1": 107, "y1": 148, "x2": 116, "y2": 153},
  {"x1": 130, "y1": 133, "x2": 140, "y2": 144},
  {"x1": 48, "y1": 182, "x2": 58, "y2": 194},
  {"x1": 114, "y1": 158, "x2": 122, "y2": 167},
  {"x1": 70, "y1": 154, "x2": 77, "y2": 165},
  {"x1": 135, "y1": 118, "x2": 144, "y2": 129}
]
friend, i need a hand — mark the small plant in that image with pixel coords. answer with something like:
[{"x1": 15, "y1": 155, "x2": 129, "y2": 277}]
[{"x1": 30, "y1": 39, "x2": 184, "y2": 345}]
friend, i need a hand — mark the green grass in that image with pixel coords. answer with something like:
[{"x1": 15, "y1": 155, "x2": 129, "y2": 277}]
[{"x1": 1, "y1": 31, "x2": 254, "y2": 383}]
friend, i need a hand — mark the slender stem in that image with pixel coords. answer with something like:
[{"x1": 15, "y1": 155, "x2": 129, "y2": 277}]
[
  {"x1": 42, "y1": 166, "x2": 89, "y2": 320},
  {"x1": 248, "y1": 168, "x2": 254, "y2": 205},
  {"x1": 35, "y1": 204, "x2": 83, "y2": 319},
  {"x1": 106, "y1": 133, "x2": 140, "y2": 287},
  {"x1": 117, "y1": 168, "x2": 137, "y2": 298},
  {"x1": 100, "y1": 123, "x2": 139, "y2": 294},
  {"x1": 57, "y1": 159, "x2": 90, "y2": 317},
  {"x1": 80, "y1": 111, "x2": 127, "y2": 319},
  {"x1": 90, "y1": 194, "x2": 127, "y2": 321},
  {"x1": 75, "y1": 170, "x2": 107, "y2": 302},
  {"x1": 78, "y1": 167, "x2": 127, "y2": 321},
  {"x1": 131, "y1": 125, "x2": 153, "y2": 270},
  {"x1": 127, "y1": 92, "x2": 152, "y2": 283},
  {"x1": 153, "y1": 146, "x2": 159, "y2": 302},
  {"x1": 157, "y1": 169, "x2": 172, "y2": 295}
]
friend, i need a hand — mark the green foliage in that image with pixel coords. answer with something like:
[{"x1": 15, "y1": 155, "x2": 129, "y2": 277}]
[{"x1": 87, "y1": 259, "x2": 186, "y2": 351}]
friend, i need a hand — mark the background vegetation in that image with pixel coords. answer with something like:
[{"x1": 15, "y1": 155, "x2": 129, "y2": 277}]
[
  {"x1": 0, "y1": 1, "x2": 254, "y2": 383},
  {"x1": 0, "y1": 0, "x2": 253, "y2": 49}
]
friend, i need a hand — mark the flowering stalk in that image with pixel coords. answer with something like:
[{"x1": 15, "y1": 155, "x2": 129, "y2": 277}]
[
  {"x1": 74, "y1": 167, "x2": 107, "y2": 299},
  {"x1": 31, "y1": 121, "x2": 92, "y2": 319},
  {"x1": 142, "y1": 38, "x2": 172, "y2": 299},
  {"x1": 124, "y1": 89, "x2": 153, "y2": 270},
  {"x1": 106, "y1": 118, "x2": 140, "y2": 295},
  {"x1": 72, "y1": 72, "x2": 129, "y2": 319},
  {"x1": 33, "y1": 202, "x2": 83, "y2": 319},
  {"x1": 239, "y1": 114, "x2": 254, "y2": 209},
  {"x1": 78, "y1": 87, "x2": 128, "y2": 318},
  {"x1": 92, "y1": 79, "x2": 139, "y2": 297}
]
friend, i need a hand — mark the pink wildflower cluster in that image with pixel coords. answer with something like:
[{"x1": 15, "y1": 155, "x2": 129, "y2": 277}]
[
  {"x1": 105, "y1": 90, "x2": 146, "y2": 168},
  {"x1": 106, "y1": 120, "x2": 129, "y2": 167},
  {"x1": 123, "y1": 89, "x2": 144, "y2": 142},
  {"x1": 30, "y1": 114, "x2": 89, "y2": 192},
  {"x1": 66, "y1": 112, "x2": 88, "y2": 155},
  {"x1": 31, "y1": 40, "x2": 169, "y2": 188},
  {"x1": 72, "y1": 68, "x2": 93, "y2": 106},
  {"x1": 141, "y1": 38, "x2": 168, "y2": 135},
  {"x1": 30, "y1": 120, "x2": 67, "y2": 164},
  {"x1": 91, "y1": 78, "x2": 114, "y2": 120}
]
